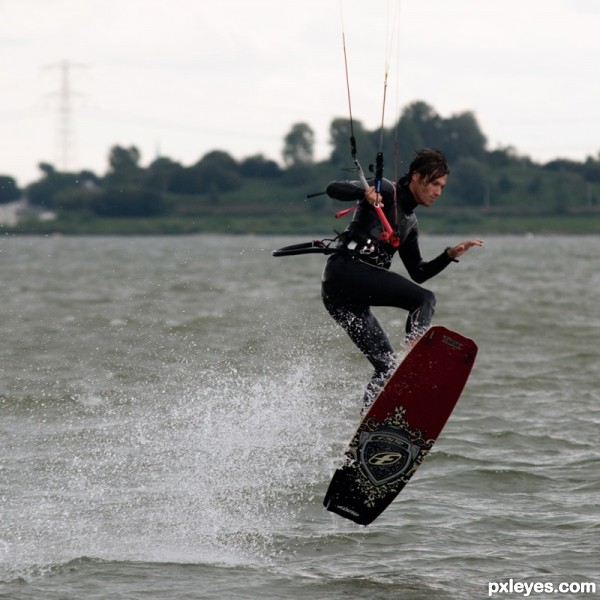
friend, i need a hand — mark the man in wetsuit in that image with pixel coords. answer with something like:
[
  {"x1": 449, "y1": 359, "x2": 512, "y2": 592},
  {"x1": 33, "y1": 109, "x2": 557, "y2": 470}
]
[{"x1": 321, "y1": 148, "x2": 483, "y2": 413}]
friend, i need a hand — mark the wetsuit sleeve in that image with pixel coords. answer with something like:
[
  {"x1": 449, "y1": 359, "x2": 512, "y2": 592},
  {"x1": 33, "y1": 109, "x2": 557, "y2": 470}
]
[
  {"x1": 399, "y1": 230, "x2": 454, "y2": 283},
  {"x1": 326, "y1": 180, "x2": 366, "y2": 201},
  {"x1": 326, "y1": 178, "x2": 396, "y2": 204}
]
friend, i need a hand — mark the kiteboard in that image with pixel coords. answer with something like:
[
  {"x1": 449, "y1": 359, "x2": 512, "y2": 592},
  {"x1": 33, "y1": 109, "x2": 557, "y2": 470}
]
[{"x1": 323, "y1": 325, "x2": 478, "y2": 526}]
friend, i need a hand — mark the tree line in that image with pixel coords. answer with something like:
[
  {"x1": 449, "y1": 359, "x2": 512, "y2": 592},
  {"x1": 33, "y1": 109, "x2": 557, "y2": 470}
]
[{"x1": 1, "y1": 100, "x2": 599, "y2": 223}]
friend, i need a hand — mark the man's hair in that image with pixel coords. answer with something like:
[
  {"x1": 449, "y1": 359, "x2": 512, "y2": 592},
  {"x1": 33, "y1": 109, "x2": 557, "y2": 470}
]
[{"x1": 407, "y1": 148, "x2": 449, "y2": 182}]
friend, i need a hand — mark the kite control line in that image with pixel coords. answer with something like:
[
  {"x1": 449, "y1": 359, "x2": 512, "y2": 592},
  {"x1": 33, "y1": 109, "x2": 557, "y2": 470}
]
[{"x1": 340, "y1": 9, "x2": 399, "y2": 249}]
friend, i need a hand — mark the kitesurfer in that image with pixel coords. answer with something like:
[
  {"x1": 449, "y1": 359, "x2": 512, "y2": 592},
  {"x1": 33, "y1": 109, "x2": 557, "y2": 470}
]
[{"x1": 321, "y1": 148, "x2": 483, "y2": 412}]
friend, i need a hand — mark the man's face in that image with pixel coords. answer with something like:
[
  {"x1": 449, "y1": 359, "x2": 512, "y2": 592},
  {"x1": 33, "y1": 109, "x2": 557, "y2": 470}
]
[{"x1": 409, "y1": 173, "x2": 448, "y2": 207}]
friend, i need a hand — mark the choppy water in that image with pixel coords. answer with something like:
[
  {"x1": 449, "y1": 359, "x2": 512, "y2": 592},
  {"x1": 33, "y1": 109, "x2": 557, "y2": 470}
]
[{"x1": 1, "y1": 234, "x2": 598, "y2": 599}]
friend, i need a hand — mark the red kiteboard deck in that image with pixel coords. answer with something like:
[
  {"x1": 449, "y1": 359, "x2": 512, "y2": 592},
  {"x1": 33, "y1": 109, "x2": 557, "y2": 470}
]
[{"x1": 323, "y1": 325, "x2": 478, "y2": 526}]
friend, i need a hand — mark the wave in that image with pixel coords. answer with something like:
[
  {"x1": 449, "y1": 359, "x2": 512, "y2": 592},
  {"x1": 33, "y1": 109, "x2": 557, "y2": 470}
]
[{"x1": 0, "y1": 554, "x2": 468, "y2": 600}]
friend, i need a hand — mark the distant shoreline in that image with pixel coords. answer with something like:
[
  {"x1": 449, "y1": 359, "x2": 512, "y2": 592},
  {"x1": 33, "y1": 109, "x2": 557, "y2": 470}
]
[{"x1": 2, "y1": 210, "x2": 599, "y2": 236}]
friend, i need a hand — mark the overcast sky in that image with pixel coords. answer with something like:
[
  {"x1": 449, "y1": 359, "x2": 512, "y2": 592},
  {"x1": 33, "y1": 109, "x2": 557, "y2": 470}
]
[{"x1": 1, "y1": 0, "x2": 599, "y2": 186}]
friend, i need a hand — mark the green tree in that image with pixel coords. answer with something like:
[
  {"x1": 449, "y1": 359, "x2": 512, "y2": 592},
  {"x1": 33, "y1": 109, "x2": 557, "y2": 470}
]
[
  {"x1": 240, "y1": 154, "x2": 281, "y2": 179},
  {"x1": 450, "y1": 157, "x2": 489, "y2": 206},
  {"x1": 543, "y1": 158, "x2": 582, "y2": 175},
  {"x1": 282, "y1": 122, "x2": 315, "y2": 167},
  {"x1": 439, "y1": 111, "x2": 487, "y2": 162},
  {"x1": 388, "y1": 115, "x2": 424, "y2": 176},
  {"x1": 54, "y1": 186, "x2": 100, "y2": 213},
  {"x1": 26, "y1": 163, "x2": 85, "y2": 210},
  {"x1": 194, "y1": 150, "x2": 241, "y2": 189},
  {"x1": 188, "y1": 150, "x2": 242, "y2": 200},
  {"x1": 0, "y1": 176, "x2": 21, "y2": 204},
  {"x1": 91, "y1": 188, "x2": 165, "y2": 217},
  {"x1": 54, "y1": 170, "x2": 102, "y2": 212},
  {"x1": 167, "y1": 166, "x2": 201, "y2": 195},
  {"x1": 488, "y1": 147, "x2": 518, "y2": 168},
  {"x1": 526, "y1": 175, "x2": 542, "y2": 195},
  {"x1": 146, "y1": 157, "x2": 183, "y2": 191},
  {"x1": 583, "y1": 154, "x2": 600, "y2": 182},
  {"x1": 402, "y1": 101, "x2": 443, "y2": 148},
  {"x1": 329, "y1": 117, "x2": 376, "y2": 171},
  {"x1": 105, "y1": 145, "x2": 144, "y2": 186}
]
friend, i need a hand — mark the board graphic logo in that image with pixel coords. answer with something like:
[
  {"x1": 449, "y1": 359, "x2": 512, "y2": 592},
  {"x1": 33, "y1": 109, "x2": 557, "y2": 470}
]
[{"x1": 358, "y1": 425, "x2": 421, "y2": 486}]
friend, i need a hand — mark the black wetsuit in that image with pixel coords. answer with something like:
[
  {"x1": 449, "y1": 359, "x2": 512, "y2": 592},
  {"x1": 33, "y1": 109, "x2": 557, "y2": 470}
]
[{"x1": 321, "y1": 176, "x2": 456, "y2": 409}]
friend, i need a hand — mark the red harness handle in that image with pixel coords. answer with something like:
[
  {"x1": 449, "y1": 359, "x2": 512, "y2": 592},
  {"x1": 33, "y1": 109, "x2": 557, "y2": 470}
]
[{"x1": 374, "y1": 203, "x2": 400, "y2": 247}]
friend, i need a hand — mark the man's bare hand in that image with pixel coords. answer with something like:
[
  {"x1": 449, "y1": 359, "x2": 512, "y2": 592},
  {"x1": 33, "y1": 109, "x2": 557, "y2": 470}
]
[
  {"x1": 447, "y1": 239, "x2": 484, "y2": 259},
  {"x1": 364, "y1": 186, "x2": 383, "y2": 206}
]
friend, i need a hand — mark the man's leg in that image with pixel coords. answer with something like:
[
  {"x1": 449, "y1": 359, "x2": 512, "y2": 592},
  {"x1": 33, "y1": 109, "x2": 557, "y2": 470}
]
[{"x1": 323, "y1": 299, "x2": 397, "y2": 413}]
